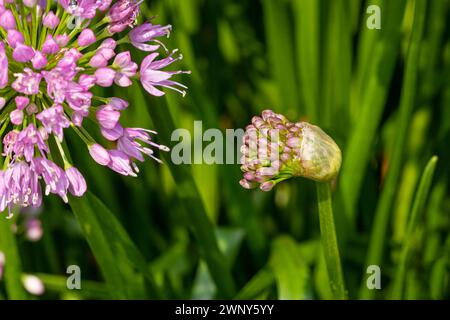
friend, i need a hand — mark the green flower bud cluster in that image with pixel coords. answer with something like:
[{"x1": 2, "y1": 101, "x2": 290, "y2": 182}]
[{"x1": 240, "y1": 110, "x2": 342, "y2": 191}]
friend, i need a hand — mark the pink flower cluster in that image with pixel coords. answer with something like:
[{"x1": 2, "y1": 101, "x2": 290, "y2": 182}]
[{"x1": 0, "y1": 0, "x2": 189, "y2": 216}]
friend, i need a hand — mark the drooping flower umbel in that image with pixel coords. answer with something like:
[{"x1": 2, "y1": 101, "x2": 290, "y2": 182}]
[
  {"x1": 0, "y1": 0, "x2": 189, "y2": 216},
  {"x1": 240, "y1": 110, "x2": 342, "y2": 191}
]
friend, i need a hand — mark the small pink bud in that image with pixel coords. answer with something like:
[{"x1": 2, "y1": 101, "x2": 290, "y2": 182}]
[
  {"x1": 25, "y1": 218, "x2": 43, "y2": 242},
  {"x1": 260, "y1": 181, "x2": 275, "y2": 192},
  {"x1": 0, "y1": 10, "x2": 16, "y2": 30},
  {"x1": 78, "y1": 74, "x2": 96, "y2": 90},
  {"x1": 26, "y1": 103, "x2": 38, "y2": 115},
  {"x1": 101, "y1": 123, "x2": 124, "y2": 141},
  {"x1": 96, "y1": 105, "x2": 120, "y2": 129},
  {"x1": 66, "y1": 167, "x2": 87, "y2": 197},
  {"x1": 7, "y1": 30, "x2": 24, "y2": 48},
  {"x1": 78, "y1": 28, "x2": 96, "y2": 47},
  {"x1": 89, "y1": 54, "x2": 108, "y2": 68},
  {"x1": 43, "y1": 11, "x2": 59, "y2": 29},
  {"x1": 99, "y1": 38, "x2": 117, "y2": 50},
  {"x1": 89, "y1": 144, "x2": 111, "y2": 166},
  {"x1": 22, "y1": 275, "x2": 45, "y2": 296},
  {"x1": 239, "y1": 179, "x2": 256, "y2": 190},
  {"x1": 287, "y1": 137, "x2": 302, "y2": 148},
  {"x1": 10, "y1": 109, "x2": 24, "y2": 125},
  {"x1": 23, "y1": 0, "x2": 38, "y2": 8},
  {"x1": 55, "y1": 34, "x2": 69, "y2": 47},
  {"x1": 32, "y1": 51, "x2": 47, "y2": 69},
  {"x1": 109, "y1": 97, "x2": 129, "y2": 110},
  {"x1": 15, "y1": 96, "x2": 29, "y2": 110},
  {"x1": 42, "y1": 35, "x2": 60, "y2": 55},
  {"x1": 94, "y1": 68, "x2": 116, "y2": 87},
  {"x1": 13, "y1": 43, "x2": 35, "y2": 63},
  {"x1": 108, "y1": 150, "x2": 136, "y2": 177},
  {"x1": 0, "y1": 43, "x2": 8, "y2": 89}
]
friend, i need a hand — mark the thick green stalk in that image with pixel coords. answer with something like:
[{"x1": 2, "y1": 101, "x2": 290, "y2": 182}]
[{"x1": 316, "y1": 182, "x2": 347, "y2": 300}]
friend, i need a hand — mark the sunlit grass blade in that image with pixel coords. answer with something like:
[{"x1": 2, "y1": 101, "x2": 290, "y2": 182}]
[
  {"x1": 424, "y1": 180, "x2": 447, "y2": 267},
  {"x1": 351, "y1": 0, "x2": 382, "y2": 122},
  {"x1": 360, "y1": 0, "x2": 427, "y2": 299},
  {"x1": 0, "y1": 214, "x2": 28, "y2": 299},
  {"x1": 339, "y1": 0, "x2": 407, "y2": 228},
  {"x1": 262, "y1": 0, "x2": 300, "y2": 117},
  {"x1": 192, "y1": 228, "x2": 245, "y2": 299},
  {"x1": 293, "y1": 0, "x2": 320, "y2": 122},
  {"x1": 391, "y1": 156, "x2": 438, "y2": 298},
  {"x1": 321, "y1": 0, "x2": 352, "y2": 129},
  {"x1": 392, "y1": 109, "x2": 430, "y2": 244},
  {"x1": 430, "y1": 257, "x2": 449, "y2": 299},
  {"x1": 35, "y1": 273, "x2": 111, "y2": 299},
  {"x1": 69, "y1": 192, "x2": 162, "y2": 299},
  {"x1": 139, "y1": 88, "x2": 237, "y2": 299},
  {"x1": 235, "y1": 268, "x2": 275, "y2": 300},
  {"x1": 269, "y1": 236, "x2": 310, "y2": 299}
]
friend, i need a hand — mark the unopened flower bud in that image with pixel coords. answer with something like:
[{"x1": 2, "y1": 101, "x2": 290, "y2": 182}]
[{"x1": 240, "y1": 110, "x2": 342, "y2": 191}]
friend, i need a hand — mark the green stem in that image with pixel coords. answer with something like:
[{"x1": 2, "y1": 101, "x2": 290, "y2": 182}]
[{"x1": 316, "y1": 182, "x2": 347, "y2": 300}]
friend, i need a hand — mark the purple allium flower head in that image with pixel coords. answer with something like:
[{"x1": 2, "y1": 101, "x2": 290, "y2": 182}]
[{"x1": 0, "y1": 0, "x2": 188, "y2": 215}]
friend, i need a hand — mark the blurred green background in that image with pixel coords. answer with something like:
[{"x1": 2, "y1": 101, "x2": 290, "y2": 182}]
[{"x1": 0, "y1": 0, "x2": 449, "y2": 300}]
